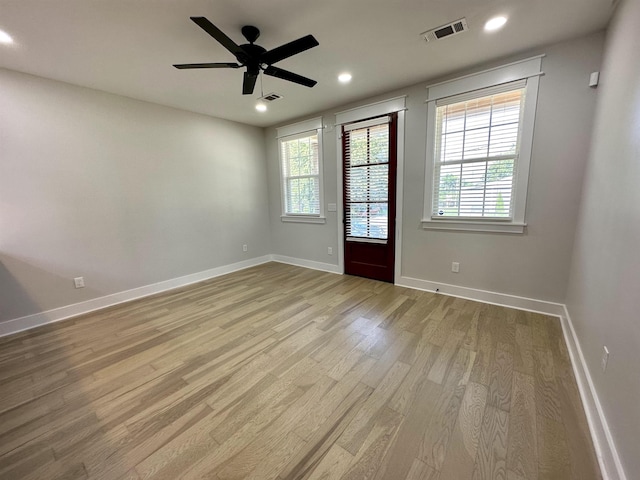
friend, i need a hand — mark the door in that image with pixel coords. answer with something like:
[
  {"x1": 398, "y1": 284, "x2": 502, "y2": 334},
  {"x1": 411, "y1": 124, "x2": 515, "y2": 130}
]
[{"x1": 343, "y1": 113, "x2": 397, "y2": 283}]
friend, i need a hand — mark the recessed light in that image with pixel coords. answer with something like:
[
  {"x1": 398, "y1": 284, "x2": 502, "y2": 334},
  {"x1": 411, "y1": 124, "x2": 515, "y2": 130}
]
[
  {"x1": 338, "y1": 73, "x2": 352, "y2": 84},
  {"x1": 484, "y1": 16, "x2": 507, "y2": 32},
  {"x1": 0, "y1": 29, "x2": 14, "y2": 44},
  {"x1": 255, "y1": 102, "x2": 267, "y2": 112}
]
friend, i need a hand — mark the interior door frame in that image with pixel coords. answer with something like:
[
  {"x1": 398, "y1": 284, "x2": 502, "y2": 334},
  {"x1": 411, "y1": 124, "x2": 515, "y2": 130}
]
[{"x1": 336, "y1": 97, "x2": 406, "y2": 283}]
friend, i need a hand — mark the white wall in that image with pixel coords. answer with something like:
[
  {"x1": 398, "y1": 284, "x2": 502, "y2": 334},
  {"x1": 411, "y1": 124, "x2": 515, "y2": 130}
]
[
  {"x1": 566, "y1": 0, "x2": 640, "y2": 476},
  {"x1": 0, "y1": 68, "x2": 270, "y2": 323},
  {"x1": 266, "y1": 32, "x2": 604, "y2": 303}
]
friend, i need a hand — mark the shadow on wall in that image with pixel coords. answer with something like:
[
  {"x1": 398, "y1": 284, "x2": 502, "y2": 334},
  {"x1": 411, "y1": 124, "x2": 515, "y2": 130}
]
[
  {"x1": 0, "y1": 258, "x2": 129, "y2": 479},
  {"x1": 0, "y1": 254, "x2": 98, "y2": 323},
  {"x1": 0, "y1": 257, "x2": 40, "y2": 322}
]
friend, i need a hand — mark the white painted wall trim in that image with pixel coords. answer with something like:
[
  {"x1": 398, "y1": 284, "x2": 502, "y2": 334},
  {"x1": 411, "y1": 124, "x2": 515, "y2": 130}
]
[
  {"x1": 269, "y1": 254, "x2": 341, "y2": 274},
  {"x1": 393, "y1": 110, "x2": 406, "y2": 282},
  {"x1": 396, "y1": 275, "x2": 565, "y2": 316},
  {"x1": 337, "y1": 125, "x2": 346, "y2": 273},
  {"x1": 420, "y1": 219, "x2": 527, "y2": 234},
  {"x1": 0, "y1": 255, "x2": 272, "y2": 338},
  {"x1": 280, "y1": 215, "x2": 326, "y2": 224},
  {"x1": 425, "y1": 55, "x2": 544, "y2": 100},
  {"x1": 335, "y1": 96, "x2": 407, "y2": 126},
  {"x1": 560, "y1": 306, "x2": 628, "y2": 480},
  {"x1": 276, "y1": 116, "x2": 323, "y2": 138}
]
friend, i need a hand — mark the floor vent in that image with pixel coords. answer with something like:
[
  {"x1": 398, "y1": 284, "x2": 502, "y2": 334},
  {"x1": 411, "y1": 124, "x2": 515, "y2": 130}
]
[{"x1": 421, "y1": 18, "x2": 468, "y2": 42}]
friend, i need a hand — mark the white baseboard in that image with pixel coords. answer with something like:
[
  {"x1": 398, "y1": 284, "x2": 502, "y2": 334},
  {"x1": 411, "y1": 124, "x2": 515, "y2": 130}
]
[
  {"x1": 0, "y1": 255, "x2": 272, "y2": 338},
  {"x1": 560, "y1": 306, "x2": 627, "y2": 480},
  {"x1": 270, "y1": 254, "x2": 341, "y2": 274},
  {"x1": 396, "y1": 275, "x2": 565, "y2": 316}
]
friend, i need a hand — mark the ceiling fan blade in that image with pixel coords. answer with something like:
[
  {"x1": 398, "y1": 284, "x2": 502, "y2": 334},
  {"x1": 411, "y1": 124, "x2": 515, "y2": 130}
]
[
  {"x1": 264, "y1": 66, "x2": 317, "y2": 88},
  {"x1": 190, "y1": 17, "x2": 246, "y2": 57},
  {"x1": 242, "y1": 71, "x2": 258, "y2": 95},
  {"x1": 261, "y1": 35, "x2": 319, "y2": 65},
  {"x1": 173, "y1": 62, "x2": 241, "y2": 69}
]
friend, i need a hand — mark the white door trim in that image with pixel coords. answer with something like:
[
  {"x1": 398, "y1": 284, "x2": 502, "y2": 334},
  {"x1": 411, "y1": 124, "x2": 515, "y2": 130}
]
[{"x1": 335, "y1": 99, "x2": 406, "y2": 277}]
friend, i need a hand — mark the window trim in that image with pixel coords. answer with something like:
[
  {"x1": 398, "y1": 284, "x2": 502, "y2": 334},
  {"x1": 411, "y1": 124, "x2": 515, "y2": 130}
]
[
  {"x1": 277, "y1": 117, "x2": 325, "y2": 224},
  {"x1": 335, "y1": 96, "x2": 406, "y2": 126},
  {"x1": 422, "y1": 56, "x2": 543, "y2": 234}
]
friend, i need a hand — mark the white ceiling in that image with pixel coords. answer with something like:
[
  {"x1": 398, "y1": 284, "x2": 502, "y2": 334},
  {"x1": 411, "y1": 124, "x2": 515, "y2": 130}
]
[{"x1": 0, "y1": 0, "x2": 612, "y2": 127}]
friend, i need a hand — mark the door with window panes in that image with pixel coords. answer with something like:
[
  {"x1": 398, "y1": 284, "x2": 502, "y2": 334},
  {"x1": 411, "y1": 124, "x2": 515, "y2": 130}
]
[{"x1": 342, "y1": 113, "x2": 397, "y2": 282}]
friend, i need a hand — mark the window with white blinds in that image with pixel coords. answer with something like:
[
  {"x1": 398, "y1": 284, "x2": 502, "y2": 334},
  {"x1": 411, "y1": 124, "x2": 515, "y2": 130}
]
[
  {"x1": 344, "y1": 117, "x2": 390, "y2": 240},
  {"x1": 422, "y1": 57, "x2": 542, "y2": 233},
  {"x1": 280, "y1": 131, "x2": 321, "y2": 216},
  {"x1": 432, "y1": 81, "x2": 525, "y2": 219}
]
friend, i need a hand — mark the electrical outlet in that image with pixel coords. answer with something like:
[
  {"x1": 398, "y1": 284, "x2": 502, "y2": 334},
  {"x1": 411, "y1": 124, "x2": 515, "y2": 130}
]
[
  {"x1": 601, "y1": 346, "x2": 609, "y2": 372},
  {"x1": 328, "y1": 247, "x2": 333, "y2": 255},
  {"x1": 74, "y1": 277, "x2": 85, "y2": 289},
  {"x1": 242, "y1": 244, "x2": 248, "y2": 252},
  {"x1": 452, "y1": 262, "x2": 460, "y2": 273}
]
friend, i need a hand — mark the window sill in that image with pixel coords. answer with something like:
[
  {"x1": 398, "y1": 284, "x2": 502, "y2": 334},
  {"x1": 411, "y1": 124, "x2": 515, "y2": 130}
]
[
  {"x1": 421, "y1": 219, "x2": 526, "y2": 234},
  {"x1": 281, "y1": 215, "x2": 326, "y2": 224},
  {"x1": 346, "y1": 237, "x2": 387, "y2": 244}
]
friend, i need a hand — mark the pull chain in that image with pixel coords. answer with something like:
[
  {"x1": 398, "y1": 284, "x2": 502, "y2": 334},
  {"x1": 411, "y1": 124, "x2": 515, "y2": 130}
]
[{"x1": 259, "y1": 70, "x2": 264, "y2": 98}]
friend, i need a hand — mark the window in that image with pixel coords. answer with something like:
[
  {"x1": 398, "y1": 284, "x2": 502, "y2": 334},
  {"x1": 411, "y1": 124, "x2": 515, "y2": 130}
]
[
  {"x1": 277, "y1": 117, "x2": 324, "y2": 223},
  {"x1": 281, "y1": 132, "x2": 320, "y2": 215},
  {"x1": 344, "y1": 117, "x2": 391, "y2": 240},
  {"x1": 433, "y1": 84, "x2": 523, "y2": 219},
  {"x1": 423, "y1": 56, "x2": 542, "y2": 233}
]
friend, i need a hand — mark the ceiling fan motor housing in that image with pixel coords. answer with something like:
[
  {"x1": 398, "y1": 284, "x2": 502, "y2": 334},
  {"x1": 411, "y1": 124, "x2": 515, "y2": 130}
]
[{"x1": 237, "y1": 43, "x2": 267, "y2": 72}]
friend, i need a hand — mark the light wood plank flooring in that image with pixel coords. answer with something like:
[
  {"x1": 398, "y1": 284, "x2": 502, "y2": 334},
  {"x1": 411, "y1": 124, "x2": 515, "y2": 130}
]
[{"x1": 0, "y1": 262, "x2": 601, "y2": 479}]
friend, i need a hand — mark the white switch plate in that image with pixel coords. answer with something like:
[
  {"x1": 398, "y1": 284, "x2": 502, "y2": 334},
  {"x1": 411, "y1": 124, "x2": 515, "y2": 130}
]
[
  {"x1": 242, "y1": 244, "x2": 248, "y2": 252},
  {"x1": 74, "y1": 277, "x2": 85, "y2": 289},
  {"x1": 328, "y1": 247, "x2": 333, "y2": 255},
  {"x1": 327, "y1": 203, "x2": 337, "y2": 212},
  {"x1": 452, "y1": 262, "x2": 460, "y2": 273}
]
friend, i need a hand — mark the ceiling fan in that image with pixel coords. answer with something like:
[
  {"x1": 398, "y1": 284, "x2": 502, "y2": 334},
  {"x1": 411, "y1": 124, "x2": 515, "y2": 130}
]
[{"x1": 173, "y1": 17, "x2": 319, "y2": 95}]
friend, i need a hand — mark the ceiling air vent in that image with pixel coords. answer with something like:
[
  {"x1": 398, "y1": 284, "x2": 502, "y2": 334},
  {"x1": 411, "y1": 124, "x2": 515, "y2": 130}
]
[
  {"x1": 421, "y1": 18, "x2": 468, "y2": 42},
  {"x1": 260, "y1": 92, "x2": 283, "y2": 102}
]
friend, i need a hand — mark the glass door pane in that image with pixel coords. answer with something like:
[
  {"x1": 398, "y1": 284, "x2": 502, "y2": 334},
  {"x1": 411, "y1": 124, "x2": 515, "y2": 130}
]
[{"x1": 345, "y1": 123, "x2": 390, "y2": 240}]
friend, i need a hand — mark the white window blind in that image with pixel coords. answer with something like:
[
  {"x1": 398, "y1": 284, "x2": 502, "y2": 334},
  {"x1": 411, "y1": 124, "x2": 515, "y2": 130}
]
[
  {"x1": 280, "y1": 131, "x2": 320, "y2": 216},
  {"x1": 432, "y1": 80, "x2": 526, "y2": 219},
  {"x1": 344, "y1": 117, "x2": 390, "y2": 240}
]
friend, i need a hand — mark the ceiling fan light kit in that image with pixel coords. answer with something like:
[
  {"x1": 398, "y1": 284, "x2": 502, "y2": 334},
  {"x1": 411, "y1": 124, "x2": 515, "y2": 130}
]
[{"x1": 174, "y1": 17, "x2": 319, "y2": 96}]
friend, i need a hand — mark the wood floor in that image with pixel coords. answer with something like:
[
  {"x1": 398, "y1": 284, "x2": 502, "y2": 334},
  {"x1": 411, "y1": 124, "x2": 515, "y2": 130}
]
[{"x1": 0, "y1": 262, "x2": 601, "y2": 480}]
